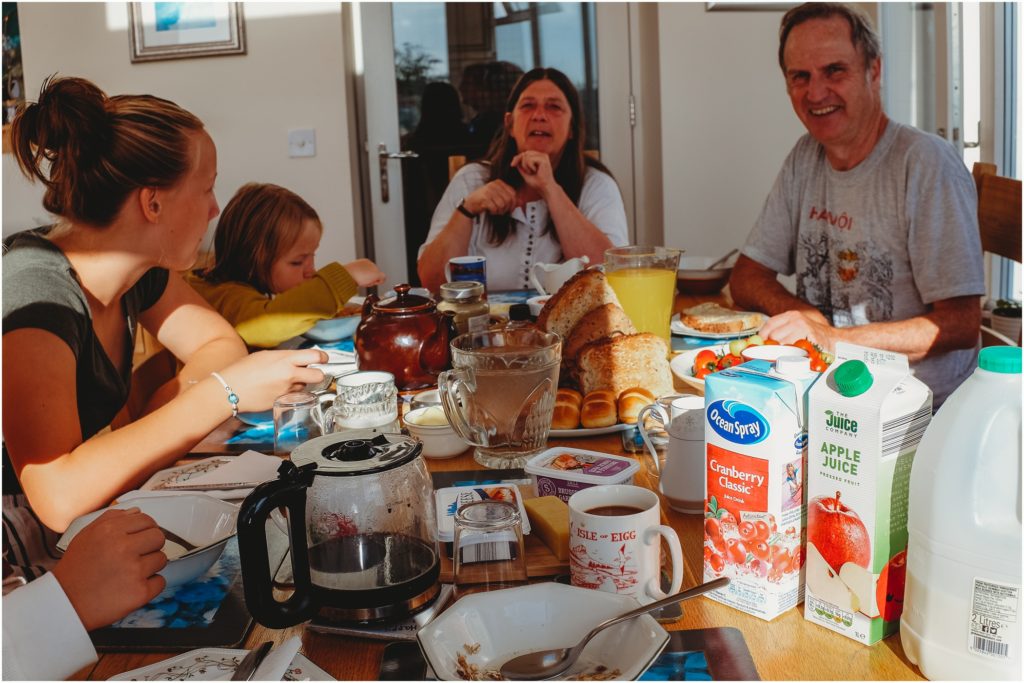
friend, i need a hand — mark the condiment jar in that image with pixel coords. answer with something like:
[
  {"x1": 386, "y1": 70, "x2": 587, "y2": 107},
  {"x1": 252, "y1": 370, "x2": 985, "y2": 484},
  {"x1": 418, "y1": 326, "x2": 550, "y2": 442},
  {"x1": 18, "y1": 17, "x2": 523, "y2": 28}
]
[{"x1": 437, "y1": 281, "x2": 490, "y2": 337}]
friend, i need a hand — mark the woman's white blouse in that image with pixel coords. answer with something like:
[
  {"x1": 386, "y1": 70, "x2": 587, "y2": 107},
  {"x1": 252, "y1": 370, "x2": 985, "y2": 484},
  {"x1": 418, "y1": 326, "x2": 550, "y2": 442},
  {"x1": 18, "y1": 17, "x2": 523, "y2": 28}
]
[{"x1": 421, "y1": 162, "x2": 629, "y2": 291}]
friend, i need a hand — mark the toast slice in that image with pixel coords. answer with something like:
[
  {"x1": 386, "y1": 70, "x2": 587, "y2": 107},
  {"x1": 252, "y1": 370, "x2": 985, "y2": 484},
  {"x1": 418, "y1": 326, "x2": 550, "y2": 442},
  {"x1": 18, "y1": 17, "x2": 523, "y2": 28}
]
[
  {"x1": 680, "y1": 302, "x2": 765, "y2": 333},
  {"x1": 575, "y1": 333, "x2": 673, "y2": 398},
  {"x1": 536, "y1": 269, "x2": 621, "y2": 341},
  {"x1": 563, "y1": 302, "x2": 637, "y2": 361}
]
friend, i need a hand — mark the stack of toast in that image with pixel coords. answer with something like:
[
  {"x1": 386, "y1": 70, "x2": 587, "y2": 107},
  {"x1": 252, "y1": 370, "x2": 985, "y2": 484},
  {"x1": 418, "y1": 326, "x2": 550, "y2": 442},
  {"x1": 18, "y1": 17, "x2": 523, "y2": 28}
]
[{"x1": 536, "y1": 270, "x2": 674, "y2": 417}]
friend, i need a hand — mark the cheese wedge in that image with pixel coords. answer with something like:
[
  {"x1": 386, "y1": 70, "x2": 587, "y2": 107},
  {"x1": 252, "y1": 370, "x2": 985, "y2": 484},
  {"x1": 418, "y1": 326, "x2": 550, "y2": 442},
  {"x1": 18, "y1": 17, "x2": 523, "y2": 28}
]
[{"x1": 523, "y1": 496, "x2": 570, "y2": 562}]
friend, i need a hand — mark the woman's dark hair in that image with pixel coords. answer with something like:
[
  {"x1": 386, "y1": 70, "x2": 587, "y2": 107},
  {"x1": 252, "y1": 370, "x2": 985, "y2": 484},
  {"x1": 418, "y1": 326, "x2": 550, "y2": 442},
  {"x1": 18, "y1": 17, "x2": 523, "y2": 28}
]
[
  {"x1": 204, "y1": 182, "x2": 321, "y2": 295},
  {"x1": 479, "y1": 67, "x2": 611, "y2": 246},
  {"x1": 10, "y1": 75, "x2": 205, "y2": 227},
  {"x1": 778, "y1": 2, "x2": 881, "y2": 72}
]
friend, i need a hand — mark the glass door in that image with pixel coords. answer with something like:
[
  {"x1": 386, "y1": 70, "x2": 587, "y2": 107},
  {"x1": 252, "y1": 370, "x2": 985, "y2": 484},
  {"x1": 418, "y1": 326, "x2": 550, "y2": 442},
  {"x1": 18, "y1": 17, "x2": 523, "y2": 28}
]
[{"x1": 356, "y1": 2, "x2": 632, "y2": 289}]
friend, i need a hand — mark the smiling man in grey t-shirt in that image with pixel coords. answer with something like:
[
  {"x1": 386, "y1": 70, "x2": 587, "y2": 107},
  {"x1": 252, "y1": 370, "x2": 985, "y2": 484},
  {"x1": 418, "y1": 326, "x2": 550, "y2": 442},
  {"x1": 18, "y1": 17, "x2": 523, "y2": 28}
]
[{"x1": 730, "y1": 2, "x2": 984, "y2": 406}]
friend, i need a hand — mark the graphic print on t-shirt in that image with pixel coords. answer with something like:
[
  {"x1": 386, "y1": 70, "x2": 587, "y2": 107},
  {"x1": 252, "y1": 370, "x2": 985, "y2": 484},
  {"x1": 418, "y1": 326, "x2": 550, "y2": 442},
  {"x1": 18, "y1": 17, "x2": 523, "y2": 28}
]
[{"x1": 796, "y1": 230, "x2": 894, "y2": 326}]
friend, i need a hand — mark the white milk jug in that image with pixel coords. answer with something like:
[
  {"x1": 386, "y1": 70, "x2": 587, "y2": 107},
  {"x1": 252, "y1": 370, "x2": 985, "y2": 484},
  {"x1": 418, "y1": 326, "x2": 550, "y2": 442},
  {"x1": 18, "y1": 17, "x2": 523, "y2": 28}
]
[{"x1": 901, "y1": 347, "x2": 1022, "y2": 680}]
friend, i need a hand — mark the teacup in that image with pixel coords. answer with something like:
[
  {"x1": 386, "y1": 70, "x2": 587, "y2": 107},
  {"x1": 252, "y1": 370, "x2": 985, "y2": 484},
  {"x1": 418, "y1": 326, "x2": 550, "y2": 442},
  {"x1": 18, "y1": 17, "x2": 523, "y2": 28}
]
[
  {"x1": 529, "y1": 255, "x2": 589, "y2": 296},
  {"x1": 315, "y1": 371, "x2": 400, "y2": 434},
  {"x1": 638, "y1": 395, "x2": 705, "y2": 514}
]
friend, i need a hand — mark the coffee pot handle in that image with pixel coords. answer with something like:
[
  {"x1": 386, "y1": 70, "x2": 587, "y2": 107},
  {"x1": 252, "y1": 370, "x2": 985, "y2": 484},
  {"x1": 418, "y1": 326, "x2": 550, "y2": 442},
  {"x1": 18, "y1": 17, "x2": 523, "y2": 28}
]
[{"x1": 237, "y1": 462, "x2": 318, "y2": 628}]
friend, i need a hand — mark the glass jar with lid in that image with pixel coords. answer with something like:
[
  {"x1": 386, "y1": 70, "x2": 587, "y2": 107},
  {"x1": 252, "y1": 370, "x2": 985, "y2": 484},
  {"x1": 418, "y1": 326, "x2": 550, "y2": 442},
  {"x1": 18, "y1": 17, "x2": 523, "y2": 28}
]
[{"x1": 437, "y1": 281, "x2": 490, "y2": 336}]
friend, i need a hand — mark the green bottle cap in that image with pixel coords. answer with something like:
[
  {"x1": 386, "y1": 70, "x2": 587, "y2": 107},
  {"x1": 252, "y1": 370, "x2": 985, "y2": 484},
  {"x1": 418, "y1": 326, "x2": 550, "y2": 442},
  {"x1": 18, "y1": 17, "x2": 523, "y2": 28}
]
[
  {"x1": 834, "y1": 359, "x2": 873, "y2": 397},
  {"x1": 979, "y1": 346, "x2": 1022, "y2": 374}
]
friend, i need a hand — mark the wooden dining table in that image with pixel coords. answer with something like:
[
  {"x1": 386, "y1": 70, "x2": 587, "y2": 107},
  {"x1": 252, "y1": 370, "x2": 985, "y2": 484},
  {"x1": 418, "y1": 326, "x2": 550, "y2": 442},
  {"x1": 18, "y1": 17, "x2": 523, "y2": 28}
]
[{"x1": 77, "y1": 292, "x2": 926, "y2": 681}]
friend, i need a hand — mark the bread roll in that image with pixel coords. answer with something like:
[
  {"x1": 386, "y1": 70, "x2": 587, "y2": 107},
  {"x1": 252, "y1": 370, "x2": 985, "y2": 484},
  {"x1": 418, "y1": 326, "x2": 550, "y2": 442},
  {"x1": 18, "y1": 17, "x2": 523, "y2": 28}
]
[
  {"x1": 581, "y1": 390, "x2": 617, "y2": 428},
  {"x1": 556, "y1": 388, "x2": 583, "y2": 408},
  {"x1": 618, "y1": 386, "x2": 656, "y2": 424},
  {"x1": 551, "y1": 403, "x2": 580, "y2": 430}
]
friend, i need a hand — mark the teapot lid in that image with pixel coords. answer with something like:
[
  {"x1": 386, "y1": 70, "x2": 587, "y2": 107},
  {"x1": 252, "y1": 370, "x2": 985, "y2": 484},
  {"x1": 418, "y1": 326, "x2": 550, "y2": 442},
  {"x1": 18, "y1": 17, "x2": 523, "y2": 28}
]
[
  {"x1": 290, "y1": 431, "x2": 422, "y2": 476},
  {"x1": 374, "y1": 284, "x2": 435, "y2": 315}
]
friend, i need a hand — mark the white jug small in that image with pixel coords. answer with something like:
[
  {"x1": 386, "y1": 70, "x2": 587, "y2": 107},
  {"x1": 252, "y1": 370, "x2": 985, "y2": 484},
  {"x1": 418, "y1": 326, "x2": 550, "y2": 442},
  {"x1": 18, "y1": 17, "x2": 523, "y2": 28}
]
[
  {"x1": 529, "y1": 255, "x2": 590, "y2": 295},
  {"x1": 637, "y1": 395, "x2": 705, "y2": 514}
]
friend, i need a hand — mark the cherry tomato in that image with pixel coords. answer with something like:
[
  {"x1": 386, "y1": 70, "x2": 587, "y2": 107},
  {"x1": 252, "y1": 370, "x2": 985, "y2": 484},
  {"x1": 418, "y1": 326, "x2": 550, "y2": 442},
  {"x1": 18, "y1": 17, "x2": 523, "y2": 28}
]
[
  {"x1": 810, "y1": 356, "x2": 828, "y2": 373},
  {"x1": 793, "y1": 338, "x2": 819, "y2": 358},
  {"x1": 694, "y1": 349, "x2": 718, "y2": 369},
  {"x1": 694, "y1": 365, "x2": 714, "y2": 380},
  {"x1": 763, "y1": 338, "x2": 780, "y2": 345},
  {"x1": 716, "y1": 353, "x2": 743, "y2": 370}
]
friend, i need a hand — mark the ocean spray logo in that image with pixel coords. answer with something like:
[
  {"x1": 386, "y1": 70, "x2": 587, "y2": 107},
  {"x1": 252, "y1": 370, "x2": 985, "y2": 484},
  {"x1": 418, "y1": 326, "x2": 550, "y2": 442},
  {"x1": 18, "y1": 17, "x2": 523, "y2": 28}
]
[
  {"x1": 707, "y1": 400, "x2": 769, "y2": 445},
  {"x1": 824, "y1": 410, "x2": 858, "y2": 435}
]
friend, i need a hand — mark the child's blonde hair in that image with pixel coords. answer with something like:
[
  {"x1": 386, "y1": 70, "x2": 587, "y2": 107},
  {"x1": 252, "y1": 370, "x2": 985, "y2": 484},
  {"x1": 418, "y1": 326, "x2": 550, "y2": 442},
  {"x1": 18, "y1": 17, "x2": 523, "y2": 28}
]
[{"x1": 205, "y1": 182, "x2": 321, "y2": 294}]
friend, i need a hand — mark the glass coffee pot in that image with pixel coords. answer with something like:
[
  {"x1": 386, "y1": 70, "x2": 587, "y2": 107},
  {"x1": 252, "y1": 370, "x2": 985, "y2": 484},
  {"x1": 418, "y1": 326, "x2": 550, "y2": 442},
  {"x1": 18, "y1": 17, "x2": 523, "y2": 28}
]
[{"x1": 238, "y1": 432, "x2": 440, "y2": 626}]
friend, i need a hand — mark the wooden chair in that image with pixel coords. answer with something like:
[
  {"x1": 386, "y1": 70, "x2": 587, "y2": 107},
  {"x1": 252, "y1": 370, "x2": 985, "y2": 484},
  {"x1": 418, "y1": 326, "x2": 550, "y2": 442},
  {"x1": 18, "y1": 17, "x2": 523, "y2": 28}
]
[
  {"x1": 972, "y1": 162, "x2": 1022, "y2": 262},
  {"x1": 972, "y1": 162, "x2": 1022, "y2": 346}
]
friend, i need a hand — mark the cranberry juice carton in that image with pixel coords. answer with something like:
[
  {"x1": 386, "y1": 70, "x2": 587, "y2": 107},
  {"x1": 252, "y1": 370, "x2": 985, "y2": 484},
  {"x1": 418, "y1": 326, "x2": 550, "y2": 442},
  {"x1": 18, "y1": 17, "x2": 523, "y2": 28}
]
[
  {"x1": 804, "y1": 342, "x2": 932, "y2": 645},
  {"x1": 703, "y1": 357, "x2": 819, "y2": 621}
]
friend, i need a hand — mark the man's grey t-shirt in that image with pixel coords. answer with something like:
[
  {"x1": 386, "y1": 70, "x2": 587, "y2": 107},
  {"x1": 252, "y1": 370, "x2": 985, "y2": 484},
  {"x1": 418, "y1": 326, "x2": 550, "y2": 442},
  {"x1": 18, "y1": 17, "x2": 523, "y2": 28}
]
[{"x1": 742, "y1": 121, "x2": 985, "y2": 405}]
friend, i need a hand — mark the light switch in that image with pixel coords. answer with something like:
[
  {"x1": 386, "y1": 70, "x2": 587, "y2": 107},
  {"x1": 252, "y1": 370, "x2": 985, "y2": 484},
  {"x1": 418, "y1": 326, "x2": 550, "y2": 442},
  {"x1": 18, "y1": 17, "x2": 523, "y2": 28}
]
[{"x1": 288, "y1": 129, "x2": 316, "y2": 158}]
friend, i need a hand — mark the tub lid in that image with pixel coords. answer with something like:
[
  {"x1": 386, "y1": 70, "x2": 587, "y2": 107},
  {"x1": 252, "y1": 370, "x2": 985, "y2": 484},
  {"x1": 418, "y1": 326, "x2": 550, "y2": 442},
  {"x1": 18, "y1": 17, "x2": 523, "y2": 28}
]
[
  {"x1": 434, "y1": 484, "x2": 532, "y2": 542},
  {"x1": 525, "y1": 448, "x2": 640, "y2": 485}
]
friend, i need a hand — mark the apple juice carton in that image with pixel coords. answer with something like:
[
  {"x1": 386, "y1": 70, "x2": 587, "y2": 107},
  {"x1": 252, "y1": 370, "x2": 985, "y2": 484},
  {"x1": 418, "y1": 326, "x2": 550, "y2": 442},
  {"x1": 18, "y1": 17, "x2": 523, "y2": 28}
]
[
  {"x1": 703, "y1": 356, "x2": 820, "y2": 621},
  {"x1": 804, "y1": 342, "x2": 932, "y2": 645}
]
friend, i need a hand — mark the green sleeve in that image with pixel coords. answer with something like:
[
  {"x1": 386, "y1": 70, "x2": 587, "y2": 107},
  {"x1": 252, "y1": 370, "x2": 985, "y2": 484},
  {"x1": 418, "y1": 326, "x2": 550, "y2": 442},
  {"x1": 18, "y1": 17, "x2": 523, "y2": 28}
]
[{"x1": 186, "y1": 262, "x2": 358, "y2": 348}]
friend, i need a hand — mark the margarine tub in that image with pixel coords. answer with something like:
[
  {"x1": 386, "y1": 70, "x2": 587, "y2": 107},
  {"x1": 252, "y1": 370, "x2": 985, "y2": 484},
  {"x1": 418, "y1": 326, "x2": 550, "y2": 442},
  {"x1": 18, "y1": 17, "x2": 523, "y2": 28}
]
[{"x1": 525, "y1": 448, "x2": 640, "y2": 502}]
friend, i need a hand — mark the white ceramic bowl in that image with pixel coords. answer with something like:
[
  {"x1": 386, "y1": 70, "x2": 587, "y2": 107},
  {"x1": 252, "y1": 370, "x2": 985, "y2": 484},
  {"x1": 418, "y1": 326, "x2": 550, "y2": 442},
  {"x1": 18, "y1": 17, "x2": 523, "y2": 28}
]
[
  {"x1": 740, "y1": 344, "x2": 808, "y2": 363},
  {"x1": 57, "y1": 493, "x2": 238, "y2": 587},
  {"x1": 417, "y1": 582, "x2": 669, "y2": 680},
  {"x1": 405, "y1": 406, "x2": 468, "y2": 459},
  {"x1": 527, "y1": 294, "x2": 551, "y2": 318}
]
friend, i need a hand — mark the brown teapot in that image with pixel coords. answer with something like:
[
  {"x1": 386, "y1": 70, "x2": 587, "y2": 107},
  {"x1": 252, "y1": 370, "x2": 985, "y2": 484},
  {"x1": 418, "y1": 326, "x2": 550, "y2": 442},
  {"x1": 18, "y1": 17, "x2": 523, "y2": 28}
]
[{"x1": 356, "y1": 284, "x2": 457, "y2": 391}]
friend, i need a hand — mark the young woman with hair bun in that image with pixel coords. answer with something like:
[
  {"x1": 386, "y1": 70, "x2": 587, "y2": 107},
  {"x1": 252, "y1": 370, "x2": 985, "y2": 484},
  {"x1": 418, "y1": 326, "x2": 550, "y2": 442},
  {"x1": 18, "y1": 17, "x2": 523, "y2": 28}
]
[{"x1": 2, "y1": 76, "x2": 327, "y2": 579}]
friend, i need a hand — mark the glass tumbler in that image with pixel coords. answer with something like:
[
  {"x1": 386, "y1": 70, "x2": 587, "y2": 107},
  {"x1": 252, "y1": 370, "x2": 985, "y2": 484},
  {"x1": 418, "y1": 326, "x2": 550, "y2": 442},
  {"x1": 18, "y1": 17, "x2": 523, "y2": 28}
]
[
  {"x1": 273, "y1": 391, "x2": 322, "y2": 456},
  {"x1": 604, "y1": 245, "x2": 682, "y2": 344},
  {"x1": 452, "y1": 500, "x2": 528, "y2": 601}
]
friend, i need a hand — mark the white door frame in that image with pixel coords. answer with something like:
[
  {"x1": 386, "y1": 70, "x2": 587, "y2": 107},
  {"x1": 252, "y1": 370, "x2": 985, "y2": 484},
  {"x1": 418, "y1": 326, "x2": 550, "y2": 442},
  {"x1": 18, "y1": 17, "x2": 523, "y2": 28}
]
[{"x1": 351, "y1": 2, "x2": 639, "y2": 290}]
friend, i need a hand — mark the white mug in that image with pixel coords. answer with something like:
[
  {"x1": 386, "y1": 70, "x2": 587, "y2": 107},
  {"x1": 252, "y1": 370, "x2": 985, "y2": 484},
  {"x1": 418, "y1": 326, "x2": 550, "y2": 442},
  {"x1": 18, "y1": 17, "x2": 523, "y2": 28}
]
[
  {"x1": 638, "y1": 395, "x2": 705, "y2": 514},
  {"x1": 568, "y1": 485, "x2": 683, "y2": 604},
  {"x1": 529, "y1": 255, "x2": 589, "y2": 295}
]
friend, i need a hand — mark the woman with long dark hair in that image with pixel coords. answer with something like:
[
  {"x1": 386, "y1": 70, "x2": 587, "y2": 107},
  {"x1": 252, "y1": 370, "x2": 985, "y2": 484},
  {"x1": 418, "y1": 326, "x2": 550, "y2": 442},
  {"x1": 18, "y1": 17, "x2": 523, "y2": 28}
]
[{"x1": 418, "y1": 67, "x2": 628, "y2": 292}]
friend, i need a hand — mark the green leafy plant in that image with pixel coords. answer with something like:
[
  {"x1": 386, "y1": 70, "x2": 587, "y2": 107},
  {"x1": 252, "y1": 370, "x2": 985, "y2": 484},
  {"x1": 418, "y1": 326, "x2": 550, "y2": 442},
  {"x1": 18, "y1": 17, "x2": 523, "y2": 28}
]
[{"x1": 993, "y1": 299, "x2": 1022, "y2": 318}]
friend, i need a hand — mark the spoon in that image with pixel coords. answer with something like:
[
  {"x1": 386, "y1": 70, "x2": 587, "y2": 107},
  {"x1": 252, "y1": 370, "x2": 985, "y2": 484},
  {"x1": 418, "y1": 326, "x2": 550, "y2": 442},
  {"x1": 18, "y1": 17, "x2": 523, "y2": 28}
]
[
  {"x1": 158, "y1": 525, "x2": 197, "y2": 552},
  {"x1": 706, "y1": 248, "x2": 739, "y2": 271},
  {"x1": 499, "y1": 577, "x2": 730, "y2": 680}
]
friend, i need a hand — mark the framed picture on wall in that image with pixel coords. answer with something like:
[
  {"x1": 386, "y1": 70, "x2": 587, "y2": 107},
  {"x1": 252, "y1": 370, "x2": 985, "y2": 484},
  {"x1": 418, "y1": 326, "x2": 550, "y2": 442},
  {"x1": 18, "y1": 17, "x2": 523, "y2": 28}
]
[{"x1": 128, "y1": 2, "x2": 246, "y2": 63}]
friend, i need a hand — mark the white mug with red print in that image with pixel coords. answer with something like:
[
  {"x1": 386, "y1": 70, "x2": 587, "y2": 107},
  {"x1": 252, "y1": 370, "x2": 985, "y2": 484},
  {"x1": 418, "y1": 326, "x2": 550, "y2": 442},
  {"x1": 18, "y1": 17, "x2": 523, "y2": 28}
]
[{"x1": 568, "y1": 485, "x2": 683, "y2": 604}]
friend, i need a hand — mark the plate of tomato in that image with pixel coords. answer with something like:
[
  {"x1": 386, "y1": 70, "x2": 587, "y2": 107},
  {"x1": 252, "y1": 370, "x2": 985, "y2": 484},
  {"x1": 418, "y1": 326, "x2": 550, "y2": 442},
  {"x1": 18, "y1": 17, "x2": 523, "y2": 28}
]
[{"x1": 670, "y1": 336, "x2": 833, "y2": 392}]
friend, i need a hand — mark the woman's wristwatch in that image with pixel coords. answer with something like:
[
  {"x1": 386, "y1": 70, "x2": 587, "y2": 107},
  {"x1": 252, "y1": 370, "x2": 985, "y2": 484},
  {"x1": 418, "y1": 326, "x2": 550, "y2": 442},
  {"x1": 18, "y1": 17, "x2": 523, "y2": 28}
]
[{"x1": 456, "y1": 199, "x2": 477, "y2": 219}]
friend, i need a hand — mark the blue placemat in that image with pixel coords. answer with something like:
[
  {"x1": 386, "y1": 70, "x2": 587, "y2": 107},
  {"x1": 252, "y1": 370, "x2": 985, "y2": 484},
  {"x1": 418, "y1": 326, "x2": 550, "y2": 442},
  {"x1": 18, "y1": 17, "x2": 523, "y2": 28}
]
[
  {"x1": 226, "y1": 422, "x2": 274, "y2": 446},
  {"x1": 112, "y1": 538, "x2": 241, "y2": 629}
]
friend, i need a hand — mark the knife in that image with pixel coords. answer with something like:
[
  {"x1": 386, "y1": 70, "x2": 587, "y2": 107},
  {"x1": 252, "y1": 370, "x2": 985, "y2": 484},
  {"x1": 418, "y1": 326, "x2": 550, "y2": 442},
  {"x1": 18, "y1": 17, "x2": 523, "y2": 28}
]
[{"x1": 231, "y1": 641, "x2": 273, "y2": 681}]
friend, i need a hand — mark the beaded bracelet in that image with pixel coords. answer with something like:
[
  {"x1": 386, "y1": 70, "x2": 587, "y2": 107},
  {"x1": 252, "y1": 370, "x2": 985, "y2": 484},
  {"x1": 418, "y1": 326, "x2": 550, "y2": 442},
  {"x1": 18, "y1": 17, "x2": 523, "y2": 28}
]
[{"x1": 210, "y1": 372, "x2": 239, "y2": 418}]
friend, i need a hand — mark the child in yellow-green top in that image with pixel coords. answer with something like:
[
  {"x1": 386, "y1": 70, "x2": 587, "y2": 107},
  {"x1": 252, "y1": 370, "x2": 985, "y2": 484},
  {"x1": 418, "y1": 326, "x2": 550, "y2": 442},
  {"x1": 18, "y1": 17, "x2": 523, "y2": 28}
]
[{"x1": 187, "y1": 182, "x2": 385, "y2": 348}]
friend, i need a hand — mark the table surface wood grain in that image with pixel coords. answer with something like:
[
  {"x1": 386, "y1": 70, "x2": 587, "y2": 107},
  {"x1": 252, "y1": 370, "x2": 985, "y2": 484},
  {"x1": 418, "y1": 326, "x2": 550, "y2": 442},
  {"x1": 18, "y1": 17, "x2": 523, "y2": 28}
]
[{"x1": 78, "y1": 291, "x2": 925, "y2": 680}]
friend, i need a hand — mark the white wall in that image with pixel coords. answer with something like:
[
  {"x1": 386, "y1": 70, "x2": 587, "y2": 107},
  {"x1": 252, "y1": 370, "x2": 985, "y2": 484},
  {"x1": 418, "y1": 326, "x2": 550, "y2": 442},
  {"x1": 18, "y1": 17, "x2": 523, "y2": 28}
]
[
  {"x1": 655, "y1": 3, "x2": 806, "y2": 260},
  {"x1": 3, "y1": 2, "x2": 360, "y2": 267}
]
